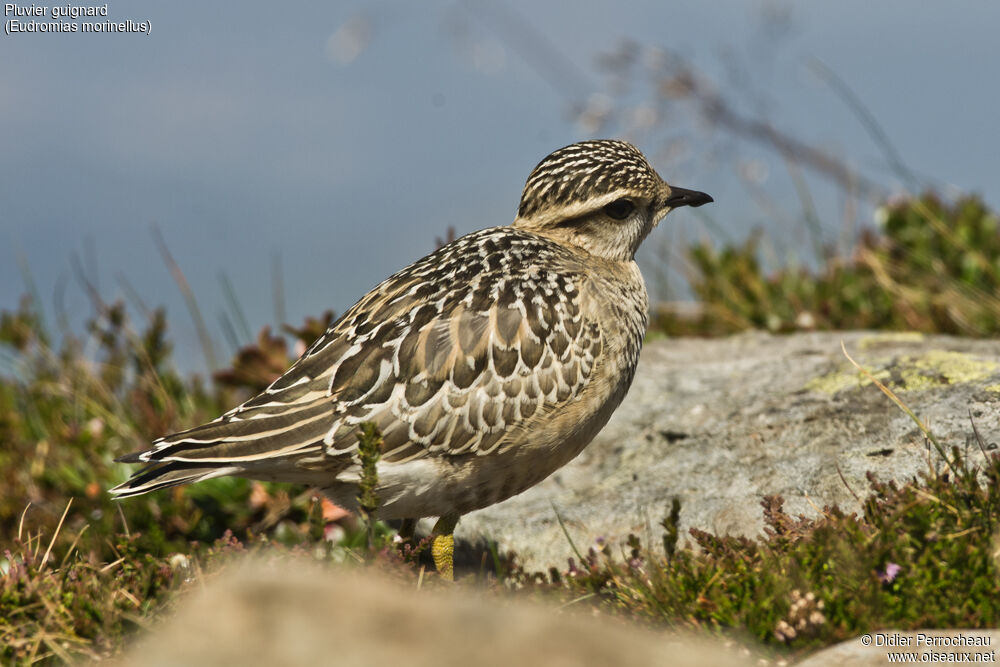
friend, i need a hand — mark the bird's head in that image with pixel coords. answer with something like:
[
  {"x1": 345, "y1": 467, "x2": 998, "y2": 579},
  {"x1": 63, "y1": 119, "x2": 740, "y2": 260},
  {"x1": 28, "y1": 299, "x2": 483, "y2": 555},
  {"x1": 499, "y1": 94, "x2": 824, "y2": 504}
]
[{"x1": 512, "y1": 140, "x2": 712, "y2": 261}]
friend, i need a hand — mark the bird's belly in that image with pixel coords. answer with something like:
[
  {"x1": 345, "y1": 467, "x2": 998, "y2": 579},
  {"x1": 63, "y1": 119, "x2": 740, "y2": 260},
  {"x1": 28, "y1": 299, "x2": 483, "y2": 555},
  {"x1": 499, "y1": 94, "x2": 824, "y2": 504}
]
[{"x1": 329, "y1": 362, "x2": 633, "y2": 520}]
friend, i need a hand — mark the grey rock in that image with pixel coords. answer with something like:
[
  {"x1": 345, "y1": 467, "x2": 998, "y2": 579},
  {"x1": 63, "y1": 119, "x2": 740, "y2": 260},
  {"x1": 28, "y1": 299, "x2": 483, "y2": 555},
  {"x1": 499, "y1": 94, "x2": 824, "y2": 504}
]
[{"x1": 457, "y1": 331, "x2": 1000, "y2": 570}]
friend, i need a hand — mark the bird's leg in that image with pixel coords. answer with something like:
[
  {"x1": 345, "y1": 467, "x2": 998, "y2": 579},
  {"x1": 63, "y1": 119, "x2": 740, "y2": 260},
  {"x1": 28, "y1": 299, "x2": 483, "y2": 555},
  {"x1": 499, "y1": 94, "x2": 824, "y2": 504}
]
[
  {"x1": 398, "y1": 518, "x2": 416, "y2": 542},
  {"x1": 431, "y1": 513, "x2": 460, "y2": 581}
]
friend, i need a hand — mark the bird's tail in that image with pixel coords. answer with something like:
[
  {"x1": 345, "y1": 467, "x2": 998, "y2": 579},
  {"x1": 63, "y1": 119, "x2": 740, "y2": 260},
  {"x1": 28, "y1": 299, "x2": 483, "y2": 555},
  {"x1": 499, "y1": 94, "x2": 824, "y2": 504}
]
[
  {"x1": 109, "y1": 458, "x2": 242, "y2": 498},
  {"x1": 109, "y1": 387, "x2": 343, "y2": 498}
]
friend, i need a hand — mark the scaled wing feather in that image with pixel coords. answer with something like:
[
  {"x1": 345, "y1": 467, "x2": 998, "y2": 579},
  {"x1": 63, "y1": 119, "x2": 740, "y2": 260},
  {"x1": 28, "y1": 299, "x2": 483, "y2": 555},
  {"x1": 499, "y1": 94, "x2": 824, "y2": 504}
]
[{"x1": 112, "y1": 228, "x2": 603, "y2": 495}]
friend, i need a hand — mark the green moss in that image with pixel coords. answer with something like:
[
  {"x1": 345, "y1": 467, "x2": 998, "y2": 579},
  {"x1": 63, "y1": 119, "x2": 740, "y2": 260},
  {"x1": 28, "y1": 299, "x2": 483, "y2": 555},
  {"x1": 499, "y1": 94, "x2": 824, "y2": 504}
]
[
  {"x1": 807, "y1": 349, "x2": 998, "y2": 394},
  {"x1": 858, "y1": 332, "x2": 925, "y2": 349},
  {"x1": 900, "y1": 349, "x2": 999, "y2": 389},
  {"x1": 805, "y1": 366, "x2": 889, "y2": 395}
]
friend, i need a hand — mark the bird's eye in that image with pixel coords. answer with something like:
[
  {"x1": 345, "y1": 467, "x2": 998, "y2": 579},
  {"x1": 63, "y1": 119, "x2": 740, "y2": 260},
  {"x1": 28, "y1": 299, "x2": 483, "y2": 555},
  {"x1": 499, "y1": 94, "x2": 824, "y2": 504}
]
[{"x1": 603, "y1": 199, "x2": 634, "y2": 220}]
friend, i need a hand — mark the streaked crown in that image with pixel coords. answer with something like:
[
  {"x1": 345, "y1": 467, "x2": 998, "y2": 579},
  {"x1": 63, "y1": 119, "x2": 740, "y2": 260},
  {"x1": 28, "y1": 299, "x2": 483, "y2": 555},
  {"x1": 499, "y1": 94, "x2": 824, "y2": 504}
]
[{"x1": 517, "y1": 140, "x2": 662, "y2": 219}]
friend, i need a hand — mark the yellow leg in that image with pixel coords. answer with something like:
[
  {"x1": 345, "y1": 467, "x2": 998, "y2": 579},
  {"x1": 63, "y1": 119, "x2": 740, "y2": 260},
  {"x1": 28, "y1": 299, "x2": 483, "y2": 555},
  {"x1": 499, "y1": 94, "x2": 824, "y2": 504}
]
[
  {"x1": 430, "y1": 514, "x2": 460, "y2": 581},
  {"x1": 431, "y1": 534, "x2": 454, "y2": 581}
]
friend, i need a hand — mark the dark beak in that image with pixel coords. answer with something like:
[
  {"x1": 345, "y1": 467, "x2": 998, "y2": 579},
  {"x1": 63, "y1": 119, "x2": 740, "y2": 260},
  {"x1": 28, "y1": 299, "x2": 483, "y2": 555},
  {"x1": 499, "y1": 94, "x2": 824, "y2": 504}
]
[{"x1": 663, "y1": 186, "x2": 713, "y2": 209}]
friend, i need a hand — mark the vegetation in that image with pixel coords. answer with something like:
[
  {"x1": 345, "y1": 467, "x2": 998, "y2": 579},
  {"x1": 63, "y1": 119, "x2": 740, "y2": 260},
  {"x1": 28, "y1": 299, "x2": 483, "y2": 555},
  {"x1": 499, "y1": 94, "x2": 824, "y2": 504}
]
[
  {"x1": 532, "y1": 447, "x2": 1000, "y2": 653},
  {"x1": 2, "y1": 190, "x2": 1000, "y2": 663},
  {"x1": 654, "y1": 193, "x2": 1000, "y2": 336}
]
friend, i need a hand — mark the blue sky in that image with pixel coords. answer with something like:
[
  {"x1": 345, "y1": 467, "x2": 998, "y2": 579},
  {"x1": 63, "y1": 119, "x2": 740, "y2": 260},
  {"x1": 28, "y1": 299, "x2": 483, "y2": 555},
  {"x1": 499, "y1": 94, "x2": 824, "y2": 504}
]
[{"x1": 3, "y1": 1, "x2": 998, "y2": 372}]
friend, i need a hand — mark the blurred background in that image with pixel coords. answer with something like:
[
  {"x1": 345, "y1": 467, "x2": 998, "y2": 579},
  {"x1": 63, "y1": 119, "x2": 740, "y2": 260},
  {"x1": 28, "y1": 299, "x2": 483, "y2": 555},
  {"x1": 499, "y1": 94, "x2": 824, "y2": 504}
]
[{"x1": 4, "y1": 0, "x2": 998, "y2": 373}]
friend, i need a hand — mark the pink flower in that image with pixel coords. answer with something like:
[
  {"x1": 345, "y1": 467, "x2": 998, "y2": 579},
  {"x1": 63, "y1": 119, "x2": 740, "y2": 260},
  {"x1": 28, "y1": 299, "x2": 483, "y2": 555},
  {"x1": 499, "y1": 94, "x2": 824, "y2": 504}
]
[{"x1": 878, "y1": 562, "x2": 901, "y2": 583}]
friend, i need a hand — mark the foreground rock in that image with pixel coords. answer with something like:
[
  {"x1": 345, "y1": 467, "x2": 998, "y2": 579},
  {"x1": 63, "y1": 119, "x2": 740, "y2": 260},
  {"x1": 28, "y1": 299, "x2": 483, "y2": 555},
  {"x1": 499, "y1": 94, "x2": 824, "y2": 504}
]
[
  {"x1": 114, "y1": 559, "x2": 995, "y2": 666},
  {"x1": 115, "y1": 559, "x2": 752, "y2": 666},
  {"x1": 459, "y1": 331, "x2": 1000, "y2": 570}
]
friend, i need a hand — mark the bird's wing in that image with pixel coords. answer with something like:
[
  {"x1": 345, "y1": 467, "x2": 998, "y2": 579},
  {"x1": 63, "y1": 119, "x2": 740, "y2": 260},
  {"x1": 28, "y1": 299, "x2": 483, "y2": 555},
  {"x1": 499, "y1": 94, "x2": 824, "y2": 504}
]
[
  {"x1": 112, "y1": 228, "x2": 604, "y2": 489},
  {"x1": 322, "y1": 262, "x2": 604, "y2": 463}
]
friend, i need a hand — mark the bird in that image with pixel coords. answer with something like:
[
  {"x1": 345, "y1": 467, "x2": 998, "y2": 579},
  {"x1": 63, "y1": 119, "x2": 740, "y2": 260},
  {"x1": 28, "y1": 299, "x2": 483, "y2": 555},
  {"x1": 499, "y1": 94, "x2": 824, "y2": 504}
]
[{"x1": 111, "y1": 139, "x2": 713, "y2": 578}]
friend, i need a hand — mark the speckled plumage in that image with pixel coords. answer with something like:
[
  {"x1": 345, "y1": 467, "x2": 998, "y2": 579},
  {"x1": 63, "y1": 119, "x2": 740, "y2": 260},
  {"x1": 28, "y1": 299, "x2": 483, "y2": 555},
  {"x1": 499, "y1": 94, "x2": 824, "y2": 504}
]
[
  {"x1": 112, "y1": 139, "x2": 711, "y2": 522},
  {"x1": 518, "y1": 140, "x2": 662, "y2": 219}
]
